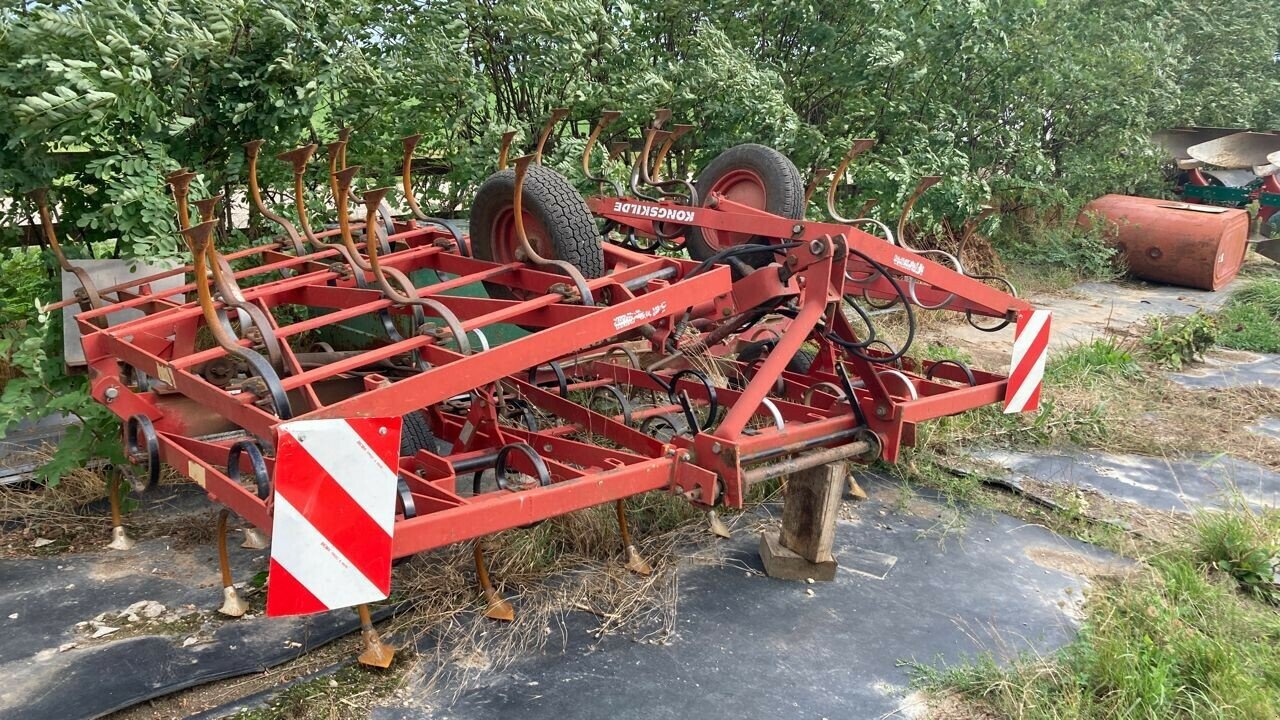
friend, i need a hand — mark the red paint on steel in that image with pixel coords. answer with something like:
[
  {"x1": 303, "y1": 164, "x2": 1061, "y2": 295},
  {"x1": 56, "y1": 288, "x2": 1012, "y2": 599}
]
[{"x1": 701, "y1": 168, "x2": 768, "y2": 250}]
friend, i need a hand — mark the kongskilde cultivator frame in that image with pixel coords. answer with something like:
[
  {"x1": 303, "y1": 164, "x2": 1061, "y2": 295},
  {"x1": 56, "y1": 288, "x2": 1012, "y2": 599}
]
[{"x1": 47, "y1": 108, "x2": 1036, "y2": 665}]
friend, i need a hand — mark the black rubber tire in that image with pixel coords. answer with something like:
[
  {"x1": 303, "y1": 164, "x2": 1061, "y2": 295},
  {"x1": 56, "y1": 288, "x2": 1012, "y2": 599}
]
[
  {"x1": 685, "y1": 144, "x2": 805, "y2": 269},
  {"x1": 470, "y1": 165, "x2": 604, "y2": 300},
  {"x1": 736, "y1": 340, "x2": 816, "y2": 374},
  {"x1": 401, "y1": 410, "x2": 442, "y2": 456}
]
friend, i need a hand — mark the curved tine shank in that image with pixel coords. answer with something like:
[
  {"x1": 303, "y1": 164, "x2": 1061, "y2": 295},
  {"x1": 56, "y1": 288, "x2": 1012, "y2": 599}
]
[
  {"x1": 361, "y1": 187, "x2": 472, "y2": 354},
  {"x1": 498, "y1": 130, "x2": 517, "y2": 171},
  {"x1": 181, "y1": 221, "x2": 245, "y2": 354},
  {"x1": 826, "y1": 139, "x2": 876, "y2": 223},
  {"x1": 281, "y1": 147, "x2": 362, "y2": 272},
  {"x1": 533, "y1": 107, "x2": 570, "y2": 164},
  {"x1": 628, "y1": 128, "x2": 663, "y2": 201},
  {"x1": 165, "y1": 169, "x2": 197, "y2": 230},
  {"x1": 28, "y1": 189, "x2": 106, "y2": 315},
  {"x1": 244, "y1": 140, "x2": 306, "y2": 255},
  {"x1": 401, "y1": 134, "x2": 428, "y2": 221},
  {"x1": 896, "y1": 176, "x2": 942, "y2": 252},
  {"x1": 279, "y1": 144, "x2": 348, "y2": 252},
  {"x1": 804, "y1": 168, "x2": 831, "y2": 209},
  {"x1": 181, "y1": 221, "x2": 291, "y2": 401},
  {"x1": 333, "y1": 165, "x2": 373, "y2": 272},
  {"x1": 337, "y1": 127, "x2": 352, "y2": 169},
  {"x1": 960, "y1": 205, "x2": 997, "y2": 246},
  {"x1": 194, "y1": 213, "x2": 286, "y2": 367},
  {"x1": 650, "y1": 124, "x2": 693, "y2": 182},
  {"x1": 512, "y1": 155, "x2": 595, "y2": 307},
  {"x1": 326, "y1": 140, "x2": 347, "y2": 207},
  {"x1": 582, "y1": 111, "x2": 623, "y2": 184},
  {"x1": 641, "y1": 130, "x2": 671, "y2": 184}
]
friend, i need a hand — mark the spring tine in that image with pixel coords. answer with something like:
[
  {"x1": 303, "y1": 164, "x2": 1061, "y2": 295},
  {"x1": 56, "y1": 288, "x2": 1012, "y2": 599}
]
[
  {"x1": 332, "y1": 166, "x2": 371, "y2": 270},
  {"x1": 533, "y1": 107, "x2": 570, "y2": 164},
  {"x1": 326, "y1": 140, "x2": 346, "y2": 205},
  {"x1": 361, "y1": 187, "x2": 393, "y2": 259},
  {"x1": 215, "y1": 509, "x2": 248, "y2": 617},
  {"x1": 164, "y1": 169, "x2": 197, "y2": 230},
  {"x1": 27, "y1": 188, "x2": 73, "y2": 272},
  {"x1": 278, "y1": 145, "x2": 332, "y2": 249},
  {"x1": 615, "y1": 500, "x2": 653, "y2": 575},
  {"x1": 961, "y1": 204, "x2": 997, "y2": 245},
  {"x1": 650, "y1": 123, "x2": 692, "y2": 181},
  {"x1": 401, "y1": 134, "x2": 428, "y2": 221},
  {"x1": 497, "y1": 130, "x2": 516, "y2": 170},
  {"x1": 826, "y1": 139, "x2": 876, "y2": 223},
  {"x1": 192, "y1": 194, "x2": 223, "y2": 224},
  {"x1": 804, "y1": 168, "x2": 831, "y2": 209},
  {"x1": 651, "y1": 107, "x2": 672, "y2": 130},
  {"x1": 511, "y1": 154, "x2": 595, "y2": 306},
  {"x1": 244, "y1": 139, "x2": 306, "y2": 255},
  {"x1": 581, "y1": 111, "x2": 622, "y2": 184},
  {"x1": 644, "y1": 130, "x2": 671, "y2": 182},
  {"x1": 474, "y1": 542, "x2": 515, "y2": 621},
  {"x1": 896, "y1": 175, "x2": 942, "y2": 251},
  {"x1": 337, "y1": 127, "x2": 352, "y2": 169},
  {"x1": 356, "y1": 603, "x2": 395, "y2": 667},
  {"x1": 28, "y1": 188, "x2": 106, "y2": 316},
  {"x1": 104, "y1": 468, "x2": 135, "y2": 551}
]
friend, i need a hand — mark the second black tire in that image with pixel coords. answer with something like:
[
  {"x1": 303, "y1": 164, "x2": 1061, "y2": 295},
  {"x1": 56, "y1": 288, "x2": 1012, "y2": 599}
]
[
  {"x1": 469, "y1": 165, "x2": 604, "y2": 300},
  {"x1": 685, "y1": 144, "x2": 805, "y2": 269}
]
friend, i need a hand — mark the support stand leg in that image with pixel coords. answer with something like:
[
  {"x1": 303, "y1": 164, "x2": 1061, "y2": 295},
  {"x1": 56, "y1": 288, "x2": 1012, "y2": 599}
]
[
  {"x1": 759, "y1": 462, "x2": 844, "y2": 582},
  {"x1": 615, "y1": 500, "x2": 652, "y2": 575},
  {"x1": 474, "y1": 542, "x2": 515, "y2": 621},
  {"x1": 216, "y1": 510, "x2": 249, "y2": 617}
]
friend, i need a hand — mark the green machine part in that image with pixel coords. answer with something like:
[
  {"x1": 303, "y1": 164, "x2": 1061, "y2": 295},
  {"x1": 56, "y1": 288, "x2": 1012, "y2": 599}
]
[
  {"x1": 315, "y1": 268, "x2": 527, "y2": 349},
  {"x1": 1181, "y1": 184, "x2": 1253, "y2": 206}
]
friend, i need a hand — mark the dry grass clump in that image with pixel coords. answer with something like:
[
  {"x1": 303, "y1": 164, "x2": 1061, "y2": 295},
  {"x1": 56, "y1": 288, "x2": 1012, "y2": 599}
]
[
  {"x1": 0, "y1": 448, "x2": 109, "y2": 527},
  {"x1": 383, "y1": 491, "x2": 762, "y2": 705}
]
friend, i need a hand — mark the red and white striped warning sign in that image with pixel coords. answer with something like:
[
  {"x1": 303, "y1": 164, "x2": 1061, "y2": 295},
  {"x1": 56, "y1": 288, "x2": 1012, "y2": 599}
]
[
  {"x1": 1004, "y1": 309, "x2": 1052, "y2": 414},
  {"x1": 266, "y1": 417, "x2": 402, "y2": 617}
]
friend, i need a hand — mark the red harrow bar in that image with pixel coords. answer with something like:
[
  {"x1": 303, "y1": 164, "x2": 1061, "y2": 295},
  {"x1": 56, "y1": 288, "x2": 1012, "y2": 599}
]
[{"x1": 41, "y1": 109, "x2": 1035, "y2": 666}]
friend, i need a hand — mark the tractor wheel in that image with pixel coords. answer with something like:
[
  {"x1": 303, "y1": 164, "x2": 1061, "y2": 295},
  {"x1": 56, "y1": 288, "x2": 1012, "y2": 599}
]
[
  {"x1": 470, "y1": 165, "x2": 604, "y2": 300},
  {"x1": 685, "y1": 144, "x2": 805, "y2": 270}
]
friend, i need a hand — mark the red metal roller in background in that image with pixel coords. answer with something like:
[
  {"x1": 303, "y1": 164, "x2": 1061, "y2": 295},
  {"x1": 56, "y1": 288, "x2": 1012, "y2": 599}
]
[{"x1": 1078, "y1": 194, "x2": 1250, "y2": 291}]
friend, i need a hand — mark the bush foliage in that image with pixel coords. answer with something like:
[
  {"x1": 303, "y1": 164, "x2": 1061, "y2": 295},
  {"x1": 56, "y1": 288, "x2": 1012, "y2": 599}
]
[{"x1": 1, "y1": 0, "x2": 1278, "y2": 479}]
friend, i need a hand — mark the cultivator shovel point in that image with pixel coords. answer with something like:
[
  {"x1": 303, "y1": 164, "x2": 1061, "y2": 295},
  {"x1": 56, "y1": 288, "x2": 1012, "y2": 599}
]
[
  {"x1": 357, "y1": 603, "x2": 396, "y2": 668},
  {"x1": 56, "y1": 114, "x2": 1038, "y2": 666}
]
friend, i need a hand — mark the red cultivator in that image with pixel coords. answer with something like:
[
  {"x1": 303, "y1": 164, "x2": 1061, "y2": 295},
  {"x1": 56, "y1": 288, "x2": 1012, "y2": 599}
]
[{"x1": 42, "y1": 109, "x2": 1034, "y2": 665}]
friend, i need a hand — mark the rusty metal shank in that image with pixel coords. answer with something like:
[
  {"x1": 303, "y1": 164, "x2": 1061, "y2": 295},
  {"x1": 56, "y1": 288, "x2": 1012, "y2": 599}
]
[
  {"x1": 28, "y1": 189, "x2": 106, "y2": 317},
  {"x1": 826, "y1": 139, "x2": 876, "y2": 223},
  {"x1": 244, "y1": 140, "x2": 305, "y2": 255},
  {"x1": 582, "y1": 111, "x2": 623, "y2": 188},
  {"x1": 401, "y1": 134, "x2": 428, "y2": 221},
  {"x1": 534, "y1": 108, "x2": 570, "y2": 164},
  {"x1": 359, "y1": 187, "x2": 472, "y2": 354},
  {"x1": 512, "y1": 155, "x2": 595, "y2": 306}
]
